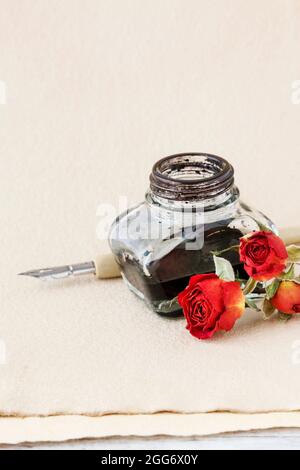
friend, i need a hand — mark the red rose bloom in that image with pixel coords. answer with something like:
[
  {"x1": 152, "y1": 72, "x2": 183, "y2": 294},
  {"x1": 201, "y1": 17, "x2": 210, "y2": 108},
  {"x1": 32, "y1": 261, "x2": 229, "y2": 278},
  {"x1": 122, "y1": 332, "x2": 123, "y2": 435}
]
[
  {"x1": 271, "y1": 281, "x2": 300, "y2": 314},
  {"x1": 178, "y1": 274, "x2": 245, "y2": 340},
  {"x1": 239, "y1": 231, "x2": 288, "y2": 281}
]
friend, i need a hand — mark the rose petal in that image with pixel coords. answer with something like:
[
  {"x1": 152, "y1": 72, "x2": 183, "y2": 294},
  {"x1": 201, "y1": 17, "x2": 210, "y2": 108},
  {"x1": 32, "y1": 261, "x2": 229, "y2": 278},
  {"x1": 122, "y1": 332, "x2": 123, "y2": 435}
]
[{"x1": 217, "y1": 282, "x2": 245, "y2": 331}]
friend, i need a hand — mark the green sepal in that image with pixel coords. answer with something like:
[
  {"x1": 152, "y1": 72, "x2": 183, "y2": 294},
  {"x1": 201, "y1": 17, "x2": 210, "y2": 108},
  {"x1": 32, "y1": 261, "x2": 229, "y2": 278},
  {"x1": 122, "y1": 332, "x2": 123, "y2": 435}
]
[
  {"x1": 265, "y1": 279, "x2": 280, "y2": 299},
  {"x1": 245, "y1": 297, "x2": 261, "y2": 312},
  {"x1": 262, "y1": 298, "x2": 276, "y2": 320},
  {"x1": 278, "y1": 312, "x2": 292, "y2": 322},
  {"x1": 256, "y1": 222, "x2": 273, "y2": 233}
]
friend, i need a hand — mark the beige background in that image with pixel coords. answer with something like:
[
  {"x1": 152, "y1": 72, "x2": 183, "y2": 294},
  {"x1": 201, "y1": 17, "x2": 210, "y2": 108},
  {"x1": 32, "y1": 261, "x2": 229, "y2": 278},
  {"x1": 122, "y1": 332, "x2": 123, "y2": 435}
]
[{"x1": 0, "y1": 0, "x2": 300, "y2": 438}]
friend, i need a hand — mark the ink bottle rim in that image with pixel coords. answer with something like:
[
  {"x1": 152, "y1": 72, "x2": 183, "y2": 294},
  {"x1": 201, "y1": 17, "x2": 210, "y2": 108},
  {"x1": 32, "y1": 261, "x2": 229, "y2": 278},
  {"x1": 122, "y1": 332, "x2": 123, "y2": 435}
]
[{"x1": 150, "y1": 152, "x2": 234, "y2": 201}]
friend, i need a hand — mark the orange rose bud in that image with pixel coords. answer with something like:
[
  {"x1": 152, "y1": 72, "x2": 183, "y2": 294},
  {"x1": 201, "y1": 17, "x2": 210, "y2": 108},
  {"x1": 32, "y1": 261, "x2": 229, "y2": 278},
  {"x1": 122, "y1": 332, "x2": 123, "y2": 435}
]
[
  {"x1": 178, "y1": 274, "x2": 245, "y2": 340},
  {"x1": 271, "y1": 281, "x2": 300, "y2": 314},
  {"x1": 239, "y1": 231, "x2": 288, "y2": 281}
]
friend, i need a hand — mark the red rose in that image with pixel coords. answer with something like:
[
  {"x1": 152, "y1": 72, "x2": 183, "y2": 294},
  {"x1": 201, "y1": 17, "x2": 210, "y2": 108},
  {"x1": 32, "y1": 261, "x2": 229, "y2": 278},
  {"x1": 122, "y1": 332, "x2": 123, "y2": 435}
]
[
  {"x1": 178, "y1": 274, "x2": 245, "y2": 340},
  {"x1": 239, "y1": 231, "x2": 288, "y2": 281},
  {"x1": 271, "y1": 281, "x2": 300, "y2": 314}
]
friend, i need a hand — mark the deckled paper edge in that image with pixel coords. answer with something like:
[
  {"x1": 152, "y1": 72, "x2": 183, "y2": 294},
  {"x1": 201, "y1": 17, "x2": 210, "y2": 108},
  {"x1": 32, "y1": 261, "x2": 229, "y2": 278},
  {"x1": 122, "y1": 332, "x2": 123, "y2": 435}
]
[{"x1": 1, "y1": 412, "x2": 300, "y2": 444}]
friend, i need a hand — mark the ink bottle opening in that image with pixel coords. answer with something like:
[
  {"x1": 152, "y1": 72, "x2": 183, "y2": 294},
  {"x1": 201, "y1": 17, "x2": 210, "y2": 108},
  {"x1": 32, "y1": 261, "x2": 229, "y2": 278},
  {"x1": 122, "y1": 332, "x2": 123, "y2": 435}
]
[{"x1": 109, "y1": 153, "x2": 276, "y2": 316}]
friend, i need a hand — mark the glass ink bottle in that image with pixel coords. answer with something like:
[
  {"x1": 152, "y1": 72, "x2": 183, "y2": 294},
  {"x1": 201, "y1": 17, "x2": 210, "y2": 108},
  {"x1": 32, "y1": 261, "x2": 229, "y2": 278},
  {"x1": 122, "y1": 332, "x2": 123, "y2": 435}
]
[{"x1": 109, "y1": 153, "x2": 276, "y2": 316}]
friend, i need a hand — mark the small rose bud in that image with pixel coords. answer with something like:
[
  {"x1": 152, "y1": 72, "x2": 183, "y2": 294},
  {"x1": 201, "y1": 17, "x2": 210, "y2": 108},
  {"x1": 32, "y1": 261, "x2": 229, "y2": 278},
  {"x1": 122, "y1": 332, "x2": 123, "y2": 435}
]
[{"x1": 271, "y1": 281, "x2": 300, "y2": 314}]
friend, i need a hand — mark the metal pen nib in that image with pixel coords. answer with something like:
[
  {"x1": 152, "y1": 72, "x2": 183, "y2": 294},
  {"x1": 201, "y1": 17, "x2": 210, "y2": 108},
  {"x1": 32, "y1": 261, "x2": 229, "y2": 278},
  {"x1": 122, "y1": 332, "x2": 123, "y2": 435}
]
[{"x1": 18, "y1": 261, "x2": 96, "y2": 281}]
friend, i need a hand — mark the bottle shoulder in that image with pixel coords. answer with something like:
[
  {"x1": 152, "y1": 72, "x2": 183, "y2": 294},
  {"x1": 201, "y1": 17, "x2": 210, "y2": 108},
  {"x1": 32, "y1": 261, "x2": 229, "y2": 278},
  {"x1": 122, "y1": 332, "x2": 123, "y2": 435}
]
[
  {"x1": 108, "y1": 198, "x2": 277, "y2": 287},
  {"x1": 108, "y1": 198, "x2": 277, "y2": 257},
  {"x1": 109, "y1": 197, "x2": 276, "y2": 237}
]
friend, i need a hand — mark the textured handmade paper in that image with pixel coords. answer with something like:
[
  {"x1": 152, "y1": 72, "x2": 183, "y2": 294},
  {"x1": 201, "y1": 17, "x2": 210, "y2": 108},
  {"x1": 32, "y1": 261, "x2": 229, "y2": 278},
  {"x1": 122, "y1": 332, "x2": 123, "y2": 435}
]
[{"x1": 0, "y1": 0, "x2": 299, "y2": 441}]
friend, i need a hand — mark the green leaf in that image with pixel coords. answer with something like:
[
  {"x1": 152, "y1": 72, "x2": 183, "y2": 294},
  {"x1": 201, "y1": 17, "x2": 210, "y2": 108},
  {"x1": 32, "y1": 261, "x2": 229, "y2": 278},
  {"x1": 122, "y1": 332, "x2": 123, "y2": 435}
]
[
  {"x1": 287, "y1": 245, "x2": 300, "y2": 262},
  {"x1": 213, "y1": 256, "x2": 235, "y2": 282},
  {"x1": 279, "y1": 264, "x2": 296, "y2": 281},
  {"x1": 243, "y1": 277, "x2": 258, "y2": 295},
  {"x1": 265, "y1": 279, "x2": 280, "y2": 299},
  {"x1": 156, "y1": 297, "x2": 181, "y2": 314},
  {"x1": 245, "y1": 297, "x2": 261, "y2": 312},
  {"x1": 262, "y1": 298, "x2": 276, "y2": 320}
]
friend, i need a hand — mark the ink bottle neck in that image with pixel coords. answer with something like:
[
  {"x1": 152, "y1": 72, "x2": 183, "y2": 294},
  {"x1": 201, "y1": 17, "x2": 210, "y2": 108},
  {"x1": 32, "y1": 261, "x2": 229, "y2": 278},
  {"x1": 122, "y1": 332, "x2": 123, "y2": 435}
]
[
  {"x1": 149, "y1": 153, "x2": 235, "y2": 202},
  {"x1": 147, "y1": 153, "x2": 239, "y2": 221}
]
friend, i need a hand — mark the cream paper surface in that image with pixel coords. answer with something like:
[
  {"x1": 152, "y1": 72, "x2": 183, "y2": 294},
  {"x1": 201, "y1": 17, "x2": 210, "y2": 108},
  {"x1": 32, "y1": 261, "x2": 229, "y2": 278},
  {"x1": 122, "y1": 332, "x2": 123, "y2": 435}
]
[
  {"x1": 0, "y1": 0, "x2": 300, "y2": 442},
  {"x1": 1, "y1": 413, "x2": 300, "y2": 445}
]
